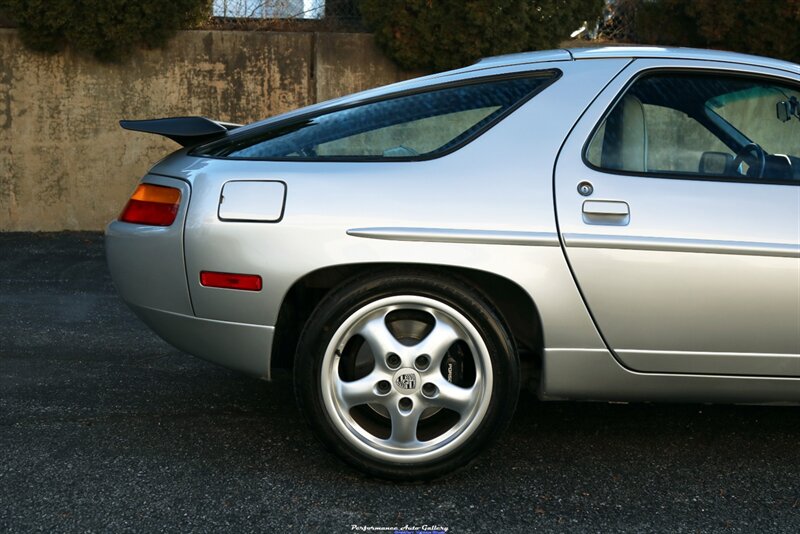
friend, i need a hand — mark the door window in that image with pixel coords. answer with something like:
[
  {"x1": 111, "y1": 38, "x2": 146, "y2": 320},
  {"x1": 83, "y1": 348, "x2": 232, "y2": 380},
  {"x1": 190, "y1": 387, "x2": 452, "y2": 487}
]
[{"x1": 585, "y1": 72, "x2": 800, "y2": 183}]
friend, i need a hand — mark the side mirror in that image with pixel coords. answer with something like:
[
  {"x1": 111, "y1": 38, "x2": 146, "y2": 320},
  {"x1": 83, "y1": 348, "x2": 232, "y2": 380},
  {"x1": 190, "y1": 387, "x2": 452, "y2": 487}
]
[{"x1": 777, "y1": 101, "x2": 792, "y2": 122}]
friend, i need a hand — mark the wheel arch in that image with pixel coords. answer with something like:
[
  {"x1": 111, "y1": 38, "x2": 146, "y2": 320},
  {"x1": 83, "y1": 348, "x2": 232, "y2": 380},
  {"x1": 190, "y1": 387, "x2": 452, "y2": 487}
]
[{"x1": 271, "y1": 262, "x2": 544, "y2": 380}]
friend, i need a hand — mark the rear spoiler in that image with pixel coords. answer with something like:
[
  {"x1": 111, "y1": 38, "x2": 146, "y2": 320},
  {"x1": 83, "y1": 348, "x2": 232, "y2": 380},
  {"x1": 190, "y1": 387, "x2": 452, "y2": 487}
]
[{"x1": 119, "y1": 116, "x2": 242, "y2": 147}]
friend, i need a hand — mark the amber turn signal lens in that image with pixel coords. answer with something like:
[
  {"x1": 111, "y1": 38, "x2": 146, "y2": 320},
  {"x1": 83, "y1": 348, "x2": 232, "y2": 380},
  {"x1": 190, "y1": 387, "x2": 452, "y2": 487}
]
[
  {"x1": 119, "y1": 184, "x2": 181, "y2": 226},
  {"x1": 200, "y1": 271, "x2": 263, "y2": 291}
]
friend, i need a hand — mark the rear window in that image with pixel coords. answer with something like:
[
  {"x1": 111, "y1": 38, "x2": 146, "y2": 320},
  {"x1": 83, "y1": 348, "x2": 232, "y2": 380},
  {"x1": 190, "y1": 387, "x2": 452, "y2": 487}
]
[{"x1": 193, "y1": 72, "x2": 559, "y2": 161}]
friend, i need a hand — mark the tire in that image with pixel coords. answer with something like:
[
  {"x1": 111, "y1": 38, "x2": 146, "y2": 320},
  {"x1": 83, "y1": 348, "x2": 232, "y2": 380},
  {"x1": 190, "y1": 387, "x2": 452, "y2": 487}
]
[{"x1": 294, "y1": 270, "x2": 520, "y2": 480}]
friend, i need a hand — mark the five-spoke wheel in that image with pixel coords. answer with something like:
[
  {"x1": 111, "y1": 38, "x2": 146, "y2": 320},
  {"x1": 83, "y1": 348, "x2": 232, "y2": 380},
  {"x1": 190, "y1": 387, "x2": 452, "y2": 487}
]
[{"x1": 295, "y1": 271, "x2": 519, "y2": 480}]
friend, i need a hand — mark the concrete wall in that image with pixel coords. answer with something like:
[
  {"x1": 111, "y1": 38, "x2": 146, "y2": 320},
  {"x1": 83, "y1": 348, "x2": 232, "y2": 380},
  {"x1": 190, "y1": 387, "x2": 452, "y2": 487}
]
[{"x1": 0, "y1": 29, "x2": 417, "y2": 231}]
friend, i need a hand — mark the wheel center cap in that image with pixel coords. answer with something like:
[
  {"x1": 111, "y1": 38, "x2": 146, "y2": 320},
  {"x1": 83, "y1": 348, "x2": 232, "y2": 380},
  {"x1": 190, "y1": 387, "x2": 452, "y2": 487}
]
[{"x1": 392, "y1": 368, "x2": 420, "y2": 393}]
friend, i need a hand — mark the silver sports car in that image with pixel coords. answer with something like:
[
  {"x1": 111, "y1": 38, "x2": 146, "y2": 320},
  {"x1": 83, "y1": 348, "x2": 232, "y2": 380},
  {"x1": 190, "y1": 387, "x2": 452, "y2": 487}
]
[{"x1": 107, "y1": 46, "x2": 800, "y2": 480}]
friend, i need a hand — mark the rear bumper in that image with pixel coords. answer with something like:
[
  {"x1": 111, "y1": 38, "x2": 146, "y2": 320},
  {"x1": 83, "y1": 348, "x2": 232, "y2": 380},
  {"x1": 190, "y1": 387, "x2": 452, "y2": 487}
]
[
  {"x1": 106, "y1": 174, "x2": 273, "y2": 378},
  {"x1": 129, "y1": 304, "x2": 274, "y2": 378},
  {"x1": 105, "y1": 175, "x2": 193, "y2": 316}
]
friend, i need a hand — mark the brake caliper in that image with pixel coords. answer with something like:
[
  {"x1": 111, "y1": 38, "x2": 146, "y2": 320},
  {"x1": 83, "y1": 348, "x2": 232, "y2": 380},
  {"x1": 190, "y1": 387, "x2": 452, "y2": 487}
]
[{"x1": 444, "y1": 343, "x2": 467, "y2": 386}]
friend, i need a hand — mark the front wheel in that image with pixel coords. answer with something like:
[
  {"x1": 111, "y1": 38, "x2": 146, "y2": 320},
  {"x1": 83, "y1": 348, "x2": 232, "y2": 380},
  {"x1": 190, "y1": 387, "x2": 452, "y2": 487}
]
[{"x1": 294, "y1": 271, "x2": 520, "y2": 480}]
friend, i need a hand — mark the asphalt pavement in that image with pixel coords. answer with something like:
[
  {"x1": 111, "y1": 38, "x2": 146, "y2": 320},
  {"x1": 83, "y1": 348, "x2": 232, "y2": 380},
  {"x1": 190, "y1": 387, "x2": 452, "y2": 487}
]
[{"x1": 1, "y1": 232, "x2": 798, "y2": 533}]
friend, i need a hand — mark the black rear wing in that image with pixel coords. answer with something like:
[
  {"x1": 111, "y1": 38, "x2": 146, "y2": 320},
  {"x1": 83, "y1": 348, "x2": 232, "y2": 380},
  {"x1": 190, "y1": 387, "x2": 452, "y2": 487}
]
[{"x1": 119, "y1": 116, "x2": 241, "y2": 147}]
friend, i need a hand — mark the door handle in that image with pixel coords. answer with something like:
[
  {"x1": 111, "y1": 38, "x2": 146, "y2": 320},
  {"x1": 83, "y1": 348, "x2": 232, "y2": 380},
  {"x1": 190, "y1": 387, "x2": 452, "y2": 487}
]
[
  {"x1": 582, "y1": 200, "x2": 630, "y2": 216},
  {"x1": 582, "y1": 200, "x2": 630, "y2": 225}
]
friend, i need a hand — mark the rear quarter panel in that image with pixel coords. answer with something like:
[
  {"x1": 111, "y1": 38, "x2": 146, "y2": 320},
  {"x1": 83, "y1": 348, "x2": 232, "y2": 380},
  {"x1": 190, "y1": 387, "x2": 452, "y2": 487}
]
[{"x1": 152, "y1": 59, "x2": 631, "y2": 363}]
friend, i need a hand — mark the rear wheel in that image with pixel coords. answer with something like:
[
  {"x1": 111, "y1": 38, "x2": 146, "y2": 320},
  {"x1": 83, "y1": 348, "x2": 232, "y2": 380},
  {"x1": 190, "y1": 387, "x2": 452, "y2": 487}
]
[{"x1": 294, "y1": 271, "x2": 520, "y2": 480}]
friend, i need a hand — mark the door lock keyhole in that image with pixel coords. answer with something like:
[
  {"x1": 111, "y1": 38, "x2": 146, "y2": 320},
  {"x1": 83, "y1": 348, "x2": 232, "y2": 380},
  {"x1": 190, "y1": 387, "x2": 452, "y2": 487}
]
[{"x1": 577, "y1": 181, "x2": 594, "y2": 196}]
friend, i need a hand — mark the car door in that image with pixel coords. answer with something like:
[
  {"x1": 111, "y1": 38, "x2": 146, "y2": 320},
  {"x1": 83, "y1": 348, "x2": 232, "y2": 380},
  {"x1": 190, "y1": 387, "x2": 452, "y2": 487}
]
[{"x1": 554, "y1": 58, "x2": 800, "y2": 377}]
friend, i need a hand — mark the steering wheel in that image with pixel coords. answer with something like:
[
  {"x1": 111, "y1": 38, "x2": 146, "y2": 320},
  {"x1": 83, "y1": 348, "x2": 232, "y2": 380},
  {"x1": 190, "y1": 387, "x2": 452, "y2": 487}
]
[{"x1": 732, "y1": 142, "x2": 766, "y2": 179}]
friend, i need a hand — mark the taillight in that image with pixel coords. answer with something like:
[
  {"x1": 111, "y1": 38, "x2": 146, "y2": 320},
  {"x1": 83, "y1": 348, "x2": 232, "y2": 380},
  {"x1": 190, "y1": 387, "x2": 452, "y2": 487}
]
[
  {"x1": 200, "y1": 271, "x2": 263, "y2": 291},
  {"x1": 119, "y1": 184, "x2": 181, "y2": 226}
]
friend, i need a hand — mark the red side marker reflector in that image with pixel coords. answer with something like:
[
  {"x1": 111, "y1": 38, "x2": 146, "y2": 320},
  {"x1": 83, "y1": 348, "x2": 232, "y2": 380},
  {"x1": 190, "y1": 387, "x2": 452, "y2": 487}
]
[
  {"x1": 119, "y1": 184, "x2": 181, "y2": 226},
  {"x1": 200, "y1": 271, "x2": 263, "y2": 291}
]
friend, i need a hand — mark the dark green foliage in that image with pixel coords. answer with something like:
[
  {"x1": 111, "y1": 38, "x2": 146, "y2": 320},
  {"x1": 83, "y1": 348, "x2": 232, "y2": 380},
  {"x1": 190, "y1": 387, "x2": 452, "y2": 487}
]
[
  {"x1": 632, "y1": 0, "x2": 800, "y2": 63},
  {"x1": 0, "y1": 0, "x2": 210, "y2": 61},
  {"x1": 359, "y1": 0, "x2": 605, "y2": 71}
]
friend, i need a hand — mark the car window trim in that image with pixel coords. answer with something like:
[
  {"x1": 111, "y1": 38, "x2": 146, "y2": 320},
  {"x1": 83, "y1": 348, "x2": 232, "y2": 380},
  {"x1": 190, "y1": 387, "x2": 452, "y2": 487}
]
[
  {"x1": 191, "y1": 69, "x2": 562, "y2": 163},
  {"x1": 581, "y1": 66, "x2": 800, "y2": 186}
]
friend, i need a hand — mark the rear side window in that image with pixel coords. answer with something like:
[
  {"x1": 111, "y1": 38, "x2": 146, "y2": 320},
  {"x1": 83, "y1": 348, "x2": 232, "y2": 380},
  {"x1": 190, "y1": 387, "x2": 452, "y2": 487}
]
[{"x1": 194, "y1": 72, "x2": 558, "y2": 161}]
